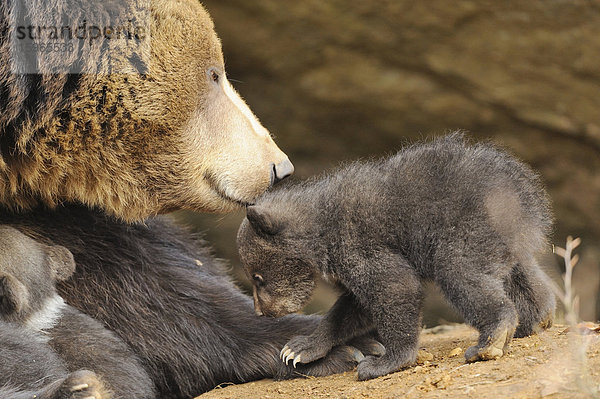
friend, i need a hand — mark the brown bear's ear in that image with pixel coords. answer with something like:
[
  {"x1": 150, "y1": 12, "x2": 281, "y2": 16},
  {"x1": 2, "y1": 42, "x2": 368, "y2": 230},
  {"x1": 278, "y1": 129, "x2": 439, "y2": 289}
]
[
  {"x1": 0, "y1": 274, "x2": 29, "y2": 315},
  {"x1": 46, "y1": 245, "x2": 76, "y2": 281},
  {"x1": 246, "y1": 205, "x2": 284, "y2": 236}
]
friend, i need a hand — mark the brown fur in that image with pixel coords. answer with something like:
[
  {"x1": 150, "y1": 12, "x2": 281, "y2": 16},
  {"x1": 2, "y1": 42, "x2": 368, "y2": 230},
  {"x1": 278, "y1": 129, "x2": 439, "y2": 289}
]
[{"x1": 0, "y1": 0, "x2": 289, "y2": 221}]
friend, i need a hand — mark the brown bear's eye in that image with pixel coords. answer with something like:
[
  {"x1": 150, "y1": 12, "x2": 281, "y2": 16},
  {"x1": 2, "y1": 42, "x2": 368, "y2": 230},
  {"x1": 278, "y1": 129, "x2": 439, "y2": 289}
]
[
  {"x1": 252, "y1": 273, "x2": 264, "y2": 287},
  {"x1": 210, "y1": 69, "x2": 219, "y2": 84}
]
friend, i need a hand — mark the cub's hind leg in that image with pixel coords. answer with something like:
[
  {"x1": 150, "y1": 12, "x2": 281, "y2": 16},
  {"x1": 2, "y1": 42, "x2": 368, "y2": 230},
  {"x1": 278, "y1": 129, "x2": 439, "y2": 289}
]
[
  {"x1": 435, "y1": 259, "x2": 518, "y2": 362},
  {"x1": 504, "y1": 259, "x2": 555, "y2": 338}
]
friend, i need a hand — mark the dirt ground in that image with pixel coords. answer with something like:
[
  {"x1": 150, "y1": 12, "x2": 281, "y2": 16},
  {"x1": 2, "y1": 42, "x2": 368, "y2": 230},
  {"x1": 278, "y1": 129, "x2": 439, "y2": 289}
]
[{"x1": 197, "y1": 324, "x2": 600, "y2": 399}]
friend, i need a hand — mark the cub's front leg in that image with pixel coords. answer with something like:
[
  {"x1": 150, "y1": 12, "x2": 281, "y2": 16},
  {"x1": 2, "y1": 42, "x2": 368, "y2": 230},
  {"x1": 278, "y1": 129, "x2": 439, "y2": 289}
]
[
  {"x1": 351, "y1": 254, "x2": 425, "y2": 380},
  {"x1": 281, "y1": 293, "x2": 375, "y2": 367}
]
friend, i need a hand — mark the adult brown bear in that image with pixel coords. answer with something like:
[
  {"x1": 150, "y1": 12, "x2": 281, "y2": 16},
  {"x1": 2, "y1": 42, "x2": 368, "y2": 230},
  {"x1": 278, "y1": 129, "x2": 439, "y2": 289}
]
[{"x1": 0, "y1": 1, "x2": 378, "y2": 397}]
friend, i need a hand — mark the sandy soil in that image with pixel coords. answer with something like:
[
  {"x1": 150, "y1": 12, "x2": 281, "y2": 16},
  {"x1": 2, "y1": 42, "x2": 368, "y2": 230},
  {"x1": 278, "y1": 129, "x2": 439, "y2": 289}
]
[{"x1": 197, "y1": 324, "x2": 600, "y2": 399}]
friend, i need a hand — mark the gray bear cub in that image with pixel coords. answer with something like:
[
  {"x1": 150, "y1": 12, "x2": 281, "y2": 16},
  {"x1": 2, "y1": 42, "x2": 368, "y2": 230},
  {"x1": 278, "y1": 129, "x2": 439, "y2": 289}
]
[
  {"x1": 0, "y1": 225, "x2": 155, "y2": 399},
  {"x1": 237, "y1": 134, "x2": 556, "y2": 381}
]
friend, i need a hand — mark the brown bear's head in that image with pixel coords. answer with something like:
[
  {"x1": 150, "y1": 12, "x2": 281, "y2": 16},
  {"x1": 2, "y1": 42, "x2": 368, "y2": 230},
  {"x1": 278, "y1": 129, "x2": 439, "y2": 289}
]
[
  {"x1": 0, "y1": 0, "x2": 292, "y2": 221},
  {"x1": 0, "y1": 226, "x2": 75, "y2": 324}
]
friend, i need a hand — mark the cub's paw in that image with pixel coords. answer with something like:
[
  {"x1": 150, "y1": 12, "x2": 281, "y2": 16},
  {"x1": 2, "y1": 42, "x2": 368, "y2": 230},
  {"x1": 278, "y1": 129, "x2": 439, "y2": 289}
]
[
  {"x1": 348, "y1": 335, "x2": 386, "y2": 358},
  {"x1": 280, "y1": 335, "x2": 334, "y2": 367},
  {"x1": 465, "y1": 328, "x2": 512, "y2": 362},
  {"x1": 55, "y1": 370, "x2": 111, "y2": 399},
  {"x1": 357, "y1": 353, "x2": 414, "y2": 381},
  {"x1": 514, "y1": 311, "x2": 554, "y2": 338},
  {"x1": 538, "y1": 311, "x2": 554, "y2": 331}
]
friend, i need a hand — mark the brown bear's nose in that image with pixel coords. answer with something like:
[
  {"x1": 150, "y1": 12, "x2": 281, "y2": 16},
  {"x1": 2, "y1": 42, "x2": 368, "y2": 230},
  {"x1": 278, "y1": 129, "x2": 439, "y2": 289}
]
[{"x1": 271, "y1": 159, "x2": 294, "y2": 186}]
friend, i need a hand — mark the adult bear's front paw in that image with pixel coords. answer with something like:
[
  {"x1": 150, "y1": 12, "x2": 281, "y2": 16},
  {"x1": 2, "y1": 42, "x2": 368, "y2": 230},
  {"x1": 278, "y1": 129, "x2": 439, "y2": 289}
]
[
  {"x1": 280, "y1": 335, "x2": 333, "y2": 367},
  {"x1": 275, "y1": 335, "x2": 385, "y2": 380},
  {"x1": 277, "y1": 344, "x2": 364, "y2": 380}
]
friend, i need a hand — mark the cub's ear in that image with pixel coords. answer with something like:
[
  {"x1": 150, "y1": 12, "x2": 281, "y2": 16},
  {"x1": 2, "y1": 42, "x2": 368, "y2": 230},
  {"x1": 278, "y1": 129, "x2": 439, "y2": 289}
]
[
  {"x1": 246, "y1": 205, "x2": 284, "y2": 236},
  {"x1": 46, "y1": 245, "x2": 76, "y2": 281},
  {"x1": 0, "y1": 274, "x2": 29, "y2": 315}
]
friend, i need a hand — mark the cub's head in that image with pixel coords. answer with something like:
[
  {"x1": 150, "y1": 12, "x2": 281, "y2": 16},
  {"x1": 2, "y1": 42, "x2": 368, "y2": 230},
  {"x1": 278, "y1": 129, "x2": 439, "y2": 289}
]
[
  {"x1": 237, "y1": 205, "x2": 319, "y2": 317},
  {"x1": 0, "y1": 1, "x2": 292, "y2": 221},
  {"x1": 0, "y1": 226, "x2": 75, "y2": 323}
]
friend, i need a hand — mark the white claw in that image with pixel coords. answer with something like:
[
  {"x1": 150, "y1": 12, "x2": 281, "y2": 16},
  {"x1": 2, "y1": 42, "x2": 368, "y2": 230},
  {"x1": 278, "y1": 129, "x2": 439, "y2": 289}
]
[
  {"x1": 280, "y1": 345, "x2": 289, "y2": 359},
  {"x1": 286, "y1": 351, "x2": 295, "y2": 365},
  {"x1": 293, "y1": 354, "x2": 302, "y2": 368},
  {"x1": 353, "y1": 350, "x2": 365, "y2": 363},
  {"x1": 70, "y1": 384, "x2": 89, "y2": 392},
  {"x1": 282, "y1": 348, "x2": 292, "y2": 363}
]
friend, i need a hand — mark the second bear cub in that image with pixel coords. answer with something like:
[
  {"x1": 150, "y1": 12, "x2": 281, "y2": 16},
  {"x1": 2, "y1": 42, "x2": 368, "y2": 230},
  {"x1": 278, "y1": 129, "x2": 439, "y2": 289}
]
[
  {"x1": 237, "y1": 135, "x2": 556, "y2": 380},
  {"x1": 0, "y1": 225, "x2": 155, "y2": 398}
]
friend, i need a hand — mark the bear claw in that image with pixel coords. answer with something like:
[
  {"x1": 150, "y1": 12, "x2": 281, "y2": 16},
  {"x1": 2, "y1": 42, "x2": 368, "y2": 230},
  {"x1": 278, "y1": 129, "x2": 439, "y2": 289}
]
[
  {"x1": 70, "y1": 384, "x2": 90, "y2": 392},
  {"x1": 285, "y1": 351, "x2": 295, "y2": 365},
  {"x1": 281, "y1": 345, "x2": 303, "y2": 367},
  {"x1": 280, "y1": 346, "x2": 291, "y2": 360},
  {"x1": 352, "y1": 349, "x2": 365, "y2": 363},
  {"x1": 56, "y1": 370, "x2": 110, "y2": 399},
  {"x1": 281, "y1": 346, "x2": 296, "y2": 365}
]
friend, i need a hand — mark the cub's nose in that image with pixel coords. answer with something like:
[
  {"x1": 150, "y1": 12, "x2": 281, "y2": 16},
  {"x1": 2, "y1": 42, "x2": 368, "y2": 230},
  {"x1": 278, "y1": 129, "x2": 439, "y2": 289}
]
[{"x1": 271, "y1": 159, "x2": 294, "y2": 186}]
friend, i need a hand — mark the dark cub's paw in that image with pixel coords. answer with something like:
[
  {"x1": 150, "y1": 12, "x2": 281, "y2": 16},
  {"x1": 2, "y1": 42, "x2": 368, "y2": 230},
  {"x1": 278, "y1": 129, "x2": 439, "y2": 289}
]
[
  {"x1": 280, "y1": 335, "x2": 334, "y2": 367},
  {"x1": 465, "y1": 327, "x2": 513, "y2": 362},
  {"x1": 514, "y1": 311, "x2": 554, "y2": 338},
  {"x1": 357, "y1": 352, "x2": 414, "y2": 381},
  {"x1": 538, "y1": 311, "x2": 553, "y2": 330},
  {"x1": 53, "y1": 370, "x2": 111, "y2": 399}
]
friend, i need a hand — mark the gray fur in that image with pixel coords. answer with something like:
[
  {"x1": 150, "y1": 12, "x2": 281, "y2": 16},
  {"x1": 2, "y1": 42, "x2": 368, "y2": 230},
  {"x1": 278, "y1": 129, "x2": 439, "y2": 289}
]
[
  {"x1": 0, "y1": 226, "x2": 155, "y2": 399},
  {"x1": 0, "y1": 323, "x2": 67, "y2": 399},
  {"x1": 237, "y1": 134, "x2": 556, "y2": 380}
]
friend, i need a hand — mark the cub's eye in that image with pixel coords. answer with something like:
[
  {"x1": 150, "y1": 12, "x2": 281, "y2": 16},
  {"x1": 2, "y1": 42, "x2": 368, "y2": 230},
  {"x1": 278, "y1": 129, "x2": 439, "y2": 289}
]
[
  {"x1": 209, "y1": 69, "x2": 220, "y2": 84},
  {"x1": 252, "y1": 273, "x2": 264, "y2": 287}
]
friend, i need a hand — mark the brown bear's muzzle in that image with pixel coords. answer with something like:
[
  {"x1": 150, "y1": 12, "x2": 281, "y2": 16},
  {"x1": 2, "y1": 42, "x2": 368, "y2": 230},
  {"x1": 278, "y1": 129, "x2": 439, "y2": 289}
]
[{"x1": 270, "y1": 159, "x2": 295, "y2": 187}]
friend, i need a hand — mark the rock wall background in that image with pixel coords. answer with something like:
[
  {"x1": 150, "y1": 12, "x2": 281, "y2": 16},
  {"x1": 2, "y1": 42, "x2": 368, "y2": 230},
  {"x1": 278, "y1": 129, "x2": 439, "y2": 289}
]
[{"x1": 178, "y1": 0, "x2": 600, "y2": 322}]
